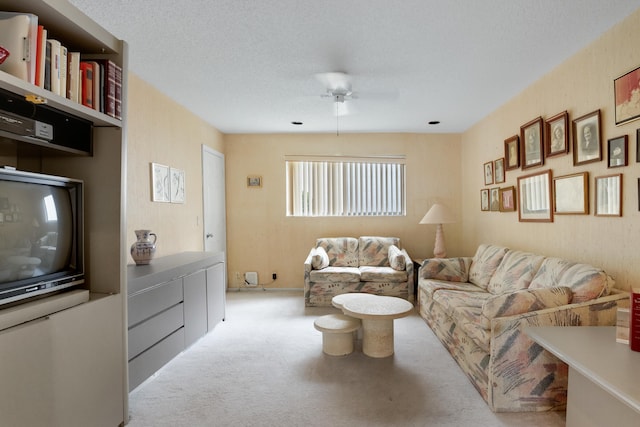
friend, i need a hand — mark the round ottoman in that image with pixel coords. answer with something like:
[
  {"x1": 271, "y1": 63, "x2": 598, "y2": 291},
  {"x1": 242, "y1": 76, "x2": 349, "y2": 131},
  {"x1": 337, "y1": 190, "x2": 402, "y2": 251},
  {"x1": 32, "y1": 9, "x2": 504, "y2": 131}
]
[{"x1": 313, "y1": 313, "x2": 361, "y2": 356}]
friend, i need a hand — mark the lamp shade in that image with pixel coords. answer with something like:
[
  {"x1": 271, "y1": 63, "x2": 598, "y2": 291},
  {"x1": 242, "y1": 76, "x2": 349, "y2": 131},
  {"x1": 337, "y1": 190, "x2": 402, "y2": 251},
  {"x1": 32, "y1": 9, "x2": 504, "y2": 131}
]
[{"x1": 419, "y1": 203, "x2": 456, "y2": 224}]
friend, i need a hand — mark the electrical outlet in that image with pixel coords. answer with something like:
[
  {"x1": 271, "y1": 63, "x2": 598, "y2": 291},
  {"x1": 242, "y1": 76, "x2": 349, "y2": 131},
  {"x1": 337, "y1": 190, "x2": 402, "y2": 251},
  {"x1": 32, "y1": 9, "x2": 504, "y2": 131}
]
[{"x1": 272, "y1": 272, "x2": 277, "y2": 280}]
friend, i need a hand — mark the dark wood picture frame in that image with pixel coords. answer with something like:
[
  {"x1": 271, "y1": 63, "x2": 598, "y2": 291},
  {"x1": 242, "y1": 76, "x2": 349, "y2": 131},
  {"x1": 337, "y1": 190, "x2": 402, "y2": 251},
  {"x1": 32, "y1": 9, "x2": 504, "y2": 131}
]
[
  {"x1": 607, "y1": 135, "x2": 628, "y2": 168},
  {"x1": 480, "y1": 189, "x2": 489, "y2": 211},
  {"x1": 614, "y1": 65, "x2": 640, "y2": 126},
  {"x1": 499, "y1": 186, "x2": 516, "y2": 212},
  {"x1": 553, "y1": 172, "x2": 589, "y2": 215},
  {"x1": 595, "y1": 173, "x2": 622, "y2": 217},
  {"x1": 483, "y1": 161, "x2": 493, "y2": 185},
  {"x1": 545, "y1": 111, "x2": 569, "y2": 158},
  {"x1": 572, "y1": 110, "x2": 602, "y2": 166},
  {"x1": 517, "y1": 169, "x2": 553, "y2": 222},
  {"x1": 494, "y1": 158, "x2": 505, "y2": 184},
  {"x1": 520, "y1": 117, "x2": 544, "y2": 169},
  {"x1": 490, "y1": 187, "x2": 500, "y2": 211},
  {"x1": 504, "y1": 135, "x2": 520, "y2": 170}
]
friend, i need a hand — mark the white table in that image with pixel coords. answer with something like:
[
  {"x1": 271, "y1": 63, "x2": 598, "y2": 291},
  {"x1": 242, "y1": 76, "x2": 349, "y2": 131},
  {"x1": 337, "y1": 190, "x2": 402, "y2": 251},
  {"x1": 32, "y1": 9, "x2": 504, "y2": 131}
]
[
  {"x1": 525, "y1": 326, "x2": 640, "y2": 427},
  {"x1": 340, "y1": 295, "x2": 413, "y2": 358}
]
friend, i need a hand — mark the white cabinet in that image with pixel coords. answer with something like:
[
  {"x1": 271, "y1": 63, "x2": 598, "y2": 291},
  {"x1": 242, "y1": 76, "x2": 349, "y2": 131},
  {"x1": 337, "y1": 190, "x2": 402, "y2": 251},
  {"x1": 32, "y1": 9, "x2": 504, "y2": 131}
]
[{"x1": 207, "y1": 262, "x2": 226, "y2": 329}]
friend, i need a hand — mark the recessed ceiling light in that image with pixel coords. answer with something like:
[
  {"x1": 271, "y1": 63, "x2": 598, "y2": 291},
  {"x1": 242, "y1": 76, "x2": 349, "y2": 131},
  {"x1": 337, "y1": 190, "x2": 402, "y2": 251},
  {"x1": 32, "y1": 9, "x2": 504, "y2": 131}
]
[
  {"x1": 428, "y1": 120, "x2": 440, "y2": 125},
  {"x1": 291, "y1": 121, "x2": 303, "y2": 125}
]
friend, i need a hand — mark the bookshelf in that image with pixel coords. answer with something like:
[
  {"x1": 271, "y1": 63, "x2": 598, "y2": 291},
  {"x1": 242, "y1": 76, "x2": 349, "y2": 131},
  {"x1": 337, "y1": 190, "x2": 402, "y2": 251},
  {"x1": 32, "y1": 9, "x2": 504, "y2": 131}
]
[{"x1": 0, "y1": 1, "x2": 128, "y2": 426}]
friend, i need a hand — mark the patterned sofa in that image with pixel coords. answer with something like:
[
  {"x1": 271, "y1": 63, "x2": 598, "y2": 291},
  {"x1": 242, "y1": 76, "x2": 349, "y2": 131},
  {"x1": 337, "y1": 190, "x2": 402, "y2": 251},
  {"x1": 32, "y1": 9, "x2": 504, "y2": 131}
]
[
  {"x1": 417, "y1": 244, "x2": 628, "y2": 412},
  {"x1": 304, "y1": 236, "x2": 413, "y2": 307}
]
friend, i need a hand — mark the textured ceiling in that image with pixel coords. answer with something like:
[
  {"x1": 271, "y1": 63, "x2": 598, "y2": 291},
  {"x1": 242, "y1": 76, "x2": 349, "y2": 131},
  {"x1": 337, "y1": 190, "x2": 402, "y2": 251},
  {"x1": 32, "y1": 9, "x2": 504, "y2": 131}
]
[{"x1": 68, "y1": 0, "x2": 640, "y2": 134}]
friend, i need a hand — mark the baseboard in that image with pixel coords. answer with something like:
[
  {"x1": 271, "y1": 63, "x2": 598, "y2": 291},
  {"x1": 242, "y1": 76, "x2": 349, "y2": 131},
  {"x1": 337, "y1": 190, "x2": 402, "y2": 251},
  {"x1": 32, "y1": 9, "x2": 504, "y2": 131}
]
[{"x1": 228, "y1": 287, "x2": 302, "y2": 293}]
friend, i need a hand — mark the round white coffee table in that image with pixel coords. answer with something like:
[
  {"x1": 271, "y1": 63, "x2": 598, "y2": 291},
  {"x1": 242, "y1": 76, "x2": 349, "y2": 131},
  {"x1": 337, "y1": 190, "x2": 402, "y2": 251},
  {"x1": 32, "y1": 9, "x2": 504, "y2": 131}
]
[
  {"x1": 331, "y1": 292, "x2": 378, "y2": 310},
  {"x1": 341, "y1": 295, "x2": 413, "y2": 358}
]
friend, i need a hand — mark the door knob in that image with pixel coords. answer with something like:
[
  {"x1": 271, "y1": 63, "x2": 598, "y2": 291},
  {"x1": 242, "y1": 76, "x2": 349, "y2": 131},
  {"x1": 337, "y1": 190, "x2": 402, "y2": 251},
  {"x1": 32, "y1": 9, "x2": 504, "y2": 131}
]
[{"x1": 206, "y1": 233, "x2": 213, "y2": 238}]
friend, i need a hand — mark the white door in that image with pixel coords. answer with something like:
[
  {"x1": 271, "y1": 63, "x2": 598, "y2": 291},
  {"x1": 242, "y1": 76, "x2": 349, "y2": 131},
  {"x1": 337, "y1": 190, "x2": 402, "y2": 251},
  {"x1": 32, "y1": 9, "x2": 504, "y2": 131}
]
[{"x1": 202, "y1": 146, "x2": 227, "y2": 256}]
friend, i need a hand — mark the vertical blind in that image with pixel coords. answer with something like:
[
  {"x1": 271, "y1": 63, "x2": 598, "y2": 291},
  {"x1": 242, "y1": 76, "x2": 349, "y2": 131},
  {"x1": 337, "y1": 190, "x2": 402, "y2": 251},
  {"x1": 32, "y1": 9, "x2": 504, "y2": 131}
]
[{"x1": 286, "y1": 156, "x2": 406, "y2": 216}]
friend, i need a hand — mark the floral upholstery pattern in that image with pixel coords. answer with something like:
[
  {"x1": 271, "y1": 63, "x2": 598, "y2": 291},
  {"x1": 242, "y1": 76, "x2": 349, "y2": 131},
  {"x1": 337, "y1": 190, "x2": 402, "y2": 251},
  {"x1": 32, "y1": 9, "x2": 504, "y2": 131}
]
[
  {"x1": 310, "y1": 246, "x2": 330, "y2": 269},
  {"x1": 468, "y1": 244, "x2": 509, "y2": 290},
  {"x1": 487, "y1": 250, "x2": 545, "y2": 295},
  {"x1": 529, "y1": 257, "x2": 613, "y2": 303},
  {"x1": 304, "y1": 236, "x2": 413, "y2": 306},
  {"x1": 417, "y1": 244, "x2": 628, "y2": 412}
]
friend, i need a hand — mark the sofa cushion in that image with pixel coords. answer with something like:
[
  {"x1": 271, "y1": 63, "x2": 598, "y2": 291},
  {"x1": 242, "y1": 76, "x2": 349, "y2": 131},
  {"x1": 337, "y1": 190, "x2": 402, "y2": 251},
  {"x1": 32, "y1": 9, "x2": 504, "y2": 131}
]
[
  {"x1": 358, "y1": 236, "x2": 399, "y2": 267},
  {"x1": 420, "y1": 257, "x2": 472, "y2": 282},
  {"x1": 432, "y1": 289, "x2": 492, "y2": 317},
  {"x1": 310, "y1": 247, "x2": 330, "y2": 269},
  {"x1": 388, "y1": 245, "x2": 406, "y2": 270},
  {"x1": 309, "y1": 266, "x2": 361, "y2": 283},
  {"x1": 468, "y1": 244, "x2": 509, "y2": 290},
  {"x1": 316, "y1": 237, "x2": 359, "y2": 267},
  {"x1": 480, "y1": 286, "x2": 573, "y2": 329},
  {"x1": 528, "y1": 257, "x2": 613, "y2": 303},
  {"x1": 452, "y1": 306, "x2": 491, "y2": 352},
  {"x1": 359, "y1": 266, "x2": 408, "y2": 282},
  {"x1": 487, "y1": 250, "x2": 545, "y2": 295},
  {"x1": 418, "y1": 279, "x2": 486, "y2": 300}
]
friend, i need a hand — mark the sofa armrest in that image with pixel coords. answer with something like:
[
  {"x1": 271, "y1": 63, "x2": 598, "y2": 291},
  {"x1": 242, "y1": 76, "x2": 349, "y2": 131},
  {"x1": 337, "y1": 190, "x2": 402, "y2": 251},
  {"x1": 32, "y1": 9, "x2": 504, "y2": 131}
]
[
  {"x1": 419, "y1": 257, "x2": 473, "y2": 282},
  {"x1": 401, "y1": 249, "x2": 414, "y2": 298},
  {"x1": 486, "y1": 290, "x2": 628, "y2": 411}
]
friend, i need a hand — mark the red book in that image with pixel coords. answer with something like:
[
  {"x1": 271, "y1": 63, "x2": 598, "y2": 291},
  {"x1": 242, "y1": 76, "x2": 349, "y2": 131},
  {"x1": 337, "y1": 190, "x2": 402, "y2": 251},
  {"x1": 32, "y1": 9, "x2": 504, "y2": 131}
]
[
  {"x1": 630, "y1": 288, "x2": 640, "y2": 352},
  {"x1": 35, "y1": 25, "x2": 45, "y2": 87},
  {"x1": 79, "y1": 61, "x2": 93, "y2": 108}
]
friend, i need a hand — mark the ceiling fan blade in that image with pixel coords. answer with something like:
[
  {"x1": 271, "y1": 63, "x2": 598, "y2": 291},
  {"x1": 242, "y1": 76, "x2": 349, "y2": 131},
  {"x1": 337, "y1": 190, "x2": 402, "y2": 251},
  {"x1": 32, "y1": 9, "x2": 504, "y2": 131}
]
[{"x1": 315, "y1": 72, "x2": 352, "y2": 91}]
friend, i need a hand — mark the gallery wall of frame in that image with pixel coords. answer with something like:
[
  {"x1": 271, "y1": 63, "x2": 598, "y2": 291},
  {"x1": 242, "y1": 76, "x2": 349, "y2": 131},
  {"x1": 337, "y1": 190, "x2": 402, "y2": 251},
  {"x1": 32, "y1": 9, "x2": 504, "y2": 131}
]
[{"x1": 480, "y1": 64, "x2": 640, "y2": 222}]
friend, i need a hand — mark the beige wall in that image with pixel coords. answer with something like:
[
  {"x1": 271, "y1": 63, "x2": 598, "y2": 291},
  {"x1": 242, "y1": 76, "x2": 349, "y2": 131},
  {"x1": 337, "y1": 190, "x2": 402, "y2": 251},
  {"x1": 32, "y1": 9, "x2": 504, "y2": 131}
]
[
  {"x1": 126, "y1": 74, "x2": 224, "y2": 261},
  {"x1": 224, "y1": 133, "x2": 462, "y2": 288},
  {"x1": 460, "y1": 9, "x2": 640, "y2": 291}
]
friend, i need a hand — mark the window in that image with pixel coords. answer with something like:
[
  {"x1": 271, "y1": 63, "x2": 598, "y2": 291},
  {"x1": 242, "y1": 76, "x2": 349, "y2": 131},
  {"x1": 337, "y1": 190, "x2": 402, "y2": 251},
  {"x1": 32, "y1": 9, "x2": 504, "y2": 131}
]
[{"x1": 286, "y1": 156, "x2": 406, "y2": 217}]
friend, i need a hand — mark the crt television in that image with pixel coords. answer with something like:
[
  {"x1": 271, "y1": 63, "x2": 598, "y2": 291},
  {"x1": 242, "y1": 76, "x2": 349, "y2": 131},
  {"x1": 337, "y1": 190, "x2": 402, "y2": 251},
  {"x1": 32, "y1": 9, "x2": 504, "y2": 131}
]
[{"x1": 0, "y1": 168, "x2": 84, "y2": 306}]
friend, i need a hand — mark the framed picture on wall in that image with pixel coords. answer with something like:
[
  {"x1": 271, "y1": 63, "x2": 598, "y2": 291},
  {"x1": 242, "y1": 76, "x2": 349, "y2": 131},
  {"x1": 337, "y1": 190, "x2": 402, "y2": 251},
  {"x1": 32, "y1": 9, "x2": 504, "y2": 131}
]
[
  {"x1": 483, "y1": 161, "x2": 493, "y2": 185},
  {"x1": 494, "y1": 158, "x2": 505, "y2": 183},
  {"x1": 572, "y1": 110, "x2": 602, "y2": 166},
  {"x1": 499, "y1": 186, "x2": 516, "y2": 212},
  {"x1": 480, "y1": 189, "x2": 489, "y2": 211},
  {"x1": 553, "y1": 172, "x2": 589, "y2": 215},
  {"x1": 595, "y1": 173, "x2": 622, "y2": 217},
  {"x1": 520, "y1": 117, "x2": 544, "y2": 169},
  {"x1": 490, "y1": 187, "x2": 500, "y2": 211},
  {"x1": 545, "y1": 111, "x2": 569, "y2": 158},
  {"x1": 517, "y1": 170, "x2": 553, "y2": 222},
  {"x1": 151, "y1": 162, "x2": 170, "y2": 202},
  {"x1": 614, "y1": 65, "x2": 640, "y2": 125},
  {"x1": 607, "y1": 135, "x2": 628, "y2": 168},
  {"x1": 504, "y1": 135, "x2": 520, "y2": 170}
]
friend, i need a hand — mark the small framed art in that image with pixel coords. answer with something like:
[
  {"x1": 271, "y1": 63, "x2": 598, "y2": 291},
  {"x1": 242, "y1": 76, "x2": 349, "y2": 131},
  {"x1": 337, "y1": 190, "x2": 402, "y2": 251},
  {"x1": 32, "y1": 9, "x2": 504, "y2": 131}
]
[
  {"x1": 499, "y1": 186, "x2": 516, "y2": 212},
  {"x1": 247, "y1": 175, "x2": 262, "y2": 188},
  {"x1": 595, "y1": 173, "x2": 622, "y2": 217},
  {"x1": 607, "y1": 135, "x2": 628, "y2": 168},
  {"x1": 480, "y1": 189, "x2": 489, "y2": 211},
  {"x1": 170, "y1": 168, "x2": 186, "y2": 203},
  {"x1": 483, "y1": 161, "x2": 493, "y2": 185},
  {"x1": 504, "y1": 135, "x2": 520, "y2": 170},
  {"x1": 614, "y1": 65, "x2": 640, "y2": 125},
  {"x1": 494, "y1": 158, "x2": 505, "y2": 184},
  {"x1": 553, "y1": 172, "x2": 588, "y2": 215},
  {"x1": 490, "y1": 187, "x2": 500, "y2": 211},
  {"x1": 521, "y1": 117, "x2": 544, "y2": 169},
  {"x1": 545, "y1": 111, "x2": 569, "y2": 158},
  {"x1": 572, "y1": 110, "x2": 602, "y2": 166},
  {"x1": 517, "y1": 169, "x2": 553, "y2": 222},
  {"x1": 151, "y1": 162, "x2": 170, "y2": 202}
]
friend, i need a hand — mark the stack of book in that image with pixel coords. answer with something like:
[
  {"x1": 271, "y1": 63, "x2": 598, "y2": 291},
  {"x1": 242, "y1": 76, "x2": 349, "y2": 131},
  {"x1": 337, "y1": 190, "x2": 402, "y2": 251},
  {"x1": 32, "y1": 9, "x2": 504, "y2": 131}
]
[{"x1": 0, "y1": 11, "x2": 122, "y2": 119}]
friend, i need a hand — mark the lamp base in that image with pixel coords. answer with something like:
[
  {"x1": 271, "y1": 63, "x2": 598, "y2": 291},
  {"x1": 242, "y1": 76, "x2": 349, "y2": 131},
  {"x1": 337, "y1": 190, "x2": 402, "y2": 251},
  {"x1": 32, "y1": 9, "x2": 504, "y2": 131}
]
[{"x1": 433, "y1": 224, "x2": 447, "y2": 258}]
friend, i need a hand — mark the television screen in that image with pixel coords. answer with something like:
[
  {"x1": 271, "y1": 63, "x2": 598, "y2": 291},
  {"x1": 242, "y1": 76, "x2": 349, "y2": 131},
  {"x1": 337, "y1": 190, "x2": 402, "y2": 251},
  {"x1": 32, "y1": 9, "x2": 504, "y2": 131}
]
[{"x1": 0, "y1": 169, "x2": 83, "y2": 305}]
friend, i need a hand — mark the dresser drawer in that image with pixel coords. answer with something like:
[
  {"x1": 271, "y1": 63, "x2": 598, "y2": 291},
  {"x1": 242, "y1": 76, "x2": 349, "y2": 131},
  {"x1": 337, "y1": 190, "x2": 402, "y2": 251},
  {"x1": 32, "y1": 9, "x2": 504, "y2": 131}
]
[
  {"x1": 128, "y1": 302, "x2": 184, "y2": 360},
  {"x1": 128, "y1": 278, "x2": 183, "y2": 327}
]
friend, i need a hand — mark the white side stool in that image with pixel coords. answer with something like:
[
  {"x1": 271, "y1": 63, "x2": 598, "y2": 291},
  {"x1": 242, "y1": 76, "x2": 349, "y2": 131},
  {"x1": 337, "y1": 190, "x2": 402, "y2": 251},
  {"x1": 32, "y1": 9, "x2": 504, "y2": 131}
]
[{"x1": 313, "y1": 313, "x2": 361, "y2": 356}]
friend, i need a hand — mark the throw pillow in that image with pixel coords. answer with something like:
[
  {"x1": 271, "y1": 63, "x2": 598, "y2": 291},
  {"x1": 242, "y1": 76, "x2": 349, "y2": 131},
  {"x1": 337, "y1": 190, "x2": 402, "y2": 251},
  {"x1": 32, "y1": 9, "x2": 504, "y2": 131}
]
[
  {"x1": 480, "y1": 286, "x2": 573, "y2": 329},
  {"x1": 311, "y1": 246, "x2": 330, "y2": 269},
  {"x1": 388, "y1": 244, "x2": 406, "y2": 270}
]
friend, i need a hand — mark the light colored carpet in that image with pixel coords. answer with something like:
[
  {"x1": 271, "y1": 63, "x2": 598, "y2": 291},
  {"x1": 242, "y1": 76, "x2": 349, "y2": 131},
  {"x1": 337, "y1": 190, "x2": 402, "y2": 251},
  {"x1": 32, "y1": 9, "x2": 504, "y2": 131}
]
[{"x1": 126, "y1": 291, "x2": 566, "y2": 427}]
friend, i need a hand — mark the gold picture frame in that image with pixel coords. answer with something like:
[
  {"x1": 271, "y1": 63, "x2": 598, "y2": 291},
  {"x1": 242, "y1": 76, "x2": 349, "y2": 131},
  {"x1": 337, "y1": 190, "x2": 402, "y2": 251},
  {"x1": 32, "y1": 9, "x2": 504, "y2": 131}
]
[
  {"x1": 595, "y1": 173, "x2": 622, "y2": 217},
  {"x1": 517, "y1": 169, "x2": 553, "y2": 222},
  {"x1": 553, "y1": 172, "x2": 588, "y2": 215},
  {"x1": 247, "y1": 175, "x2": 262, "y2": 188}
]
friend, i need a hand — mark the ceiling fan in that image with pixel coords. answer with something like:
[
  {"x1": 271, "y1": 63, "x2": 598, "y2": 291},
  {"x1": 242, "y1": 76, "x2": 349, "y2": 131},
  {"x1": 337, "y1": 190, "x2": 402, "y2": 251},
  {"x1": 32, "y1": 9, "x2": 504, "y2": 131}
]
[{"x1": 315, "y1": 71, "x2": 357, "y2": 134}]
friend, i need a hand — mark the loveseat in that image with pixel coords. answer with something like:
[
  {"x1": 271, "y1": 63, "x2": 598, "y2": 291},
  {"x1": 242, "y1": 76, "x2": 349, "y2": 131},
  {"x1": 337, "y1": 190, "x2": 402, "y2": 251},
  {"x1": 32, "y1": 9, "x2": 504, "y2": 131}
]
[
  {"x1": 417, "y1": 244, "x2": 628, "y2": 412},
  {"x1": 304, "y1": 236, "x2": 413, "y2": 307}
]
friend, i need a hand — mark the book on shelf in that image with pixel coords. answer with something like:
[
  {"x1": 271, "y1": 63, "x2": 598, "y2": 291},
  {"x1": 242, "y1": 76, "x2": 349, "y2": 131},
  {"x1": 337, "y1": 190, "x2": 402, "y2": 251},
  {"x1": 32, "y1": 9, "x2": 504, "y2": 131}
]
[
  {"x1": 630, "y1": 288, "x2": 640, "y2": 352},
  {"x1": 35, "y1": 24, "x2": 46, "y2": 87},
  {"x1": 79, "y1": 61, "x2": 94, "y2": 109},
  {"x1": 88, "y1": 61, "x2": 100, "y2": 111},
  {"x1": 47, "y1": 39, "x2": 62, "y2": 96},
  {"x1": 67, "y1": 52, "x2": 81, "y2": 103},
  {"x1": 44, "y1": 38, "x2": 51, "y2": 91},
  {"x1": 0, "y1": 12, "x2": 38, "y2": 84},
  {"x1": 94, "y1": 59, "x2": 120, "y2": 118},
  {"x1": 59, "y1": 45, "x2": 67, "y2": 98}
]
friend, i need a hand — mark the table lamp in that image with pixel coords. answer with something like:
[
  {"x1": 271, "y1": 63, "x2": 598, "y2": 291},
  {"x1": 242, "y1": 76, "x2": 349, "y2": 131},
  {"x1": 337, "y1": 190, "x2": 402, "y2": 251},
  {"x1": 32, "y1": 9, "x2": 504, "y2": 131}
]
[{"x1": 419, "y1": 203, "x2": 456, "y2": 258}]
